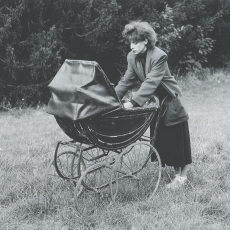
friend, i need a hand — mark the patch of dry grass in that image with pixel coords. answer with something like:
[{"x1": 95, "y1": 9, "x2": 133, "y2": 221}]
[{"x1": 1, "y1": 70, "x2": 230, "y2": 229}]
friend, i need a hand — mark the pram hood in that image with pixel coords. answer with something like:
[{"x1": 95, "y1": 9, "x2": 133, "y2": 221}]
[{"x1": 46, "y1": 60, "x2": 122, "y2": 120}]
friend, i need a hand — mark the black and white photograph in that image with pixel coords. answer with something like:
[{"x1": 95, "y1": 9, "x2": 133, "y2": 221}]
[{"x1": 0, "y1": 0, "x2": 230, "y2": 229}]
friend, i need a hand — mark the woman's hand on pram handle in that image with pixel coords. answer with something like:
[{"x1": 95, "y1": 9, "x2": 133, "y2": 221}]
[{"x1": 123, "y1": 101, "x2": 134, "y2": 109}]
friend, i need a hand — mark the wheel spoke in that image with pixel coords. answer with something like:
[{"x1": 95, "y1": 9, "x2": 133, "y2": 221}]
[
  {"x1": 111, "y1": 142, "x2": 161, "y2": 202},
  {"x1": 74, "y1": 163, "x2": 114, "y2": 216},
  {"x1": 79, "y1": 147, "x2": 118, "y2": 190}
]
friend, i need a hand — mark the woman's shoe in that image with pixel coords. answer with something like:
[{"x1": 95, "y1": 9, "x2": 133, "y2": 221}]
[{"x1": 166, "y1": 175, "x2": 187, "y2": 189}]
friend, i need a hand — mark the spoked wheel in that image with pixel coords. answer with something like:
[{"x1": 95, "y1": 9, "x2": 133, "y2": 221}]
[
  {"x1": 78, "y1": 147, "x2": 118, "y2": 190},
  {"x1": 110, "y1": 142, "x2": 162, "y2": 203},
  {"x1": 53, "y1": 150, "x2": 83, "y2": 181},
  {"x1": 74, "y1": 162, "x2": 116, "y2": 216},
  {"x1": 45, "y1": 151, "x2": 84, "y2": 209},
  {"x1": 53, "y1": 141, "x2": 87, "y2": 181}
]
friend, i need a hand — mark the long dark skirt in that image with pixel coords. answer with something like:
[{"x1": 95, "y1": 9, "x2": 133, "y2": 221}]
[{"x1": 150, "y1": 119, "x2": 192, "y2": 168}]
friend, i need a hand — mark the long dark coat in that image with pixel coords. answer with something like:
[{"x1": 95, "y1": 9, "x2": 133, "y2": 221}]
[{"x1": 115, "y1": 46, "x2": 189, "y2": 126}]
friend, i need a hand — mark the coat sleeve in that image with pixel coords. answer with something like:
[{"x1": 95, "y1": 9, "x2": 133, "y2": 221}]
[
  {"x1": 132, "y1": 54, "x2": 167, "y2": 106},
  {"x1": 115, "y1": 57, "x2": 137, "y2": 100}
]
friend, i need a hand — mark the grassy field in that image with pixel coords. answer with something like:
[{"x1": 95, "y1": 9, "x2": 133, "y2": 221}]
[{"x1": 1, "y1": 70, "x2": 230, "y2": 230}]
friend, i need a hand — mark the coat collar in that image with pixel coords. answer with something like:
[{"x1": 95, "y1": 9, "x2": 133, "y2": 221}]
[{"x1": 134, "y1": 49, "x2": 153, "y2": 81}]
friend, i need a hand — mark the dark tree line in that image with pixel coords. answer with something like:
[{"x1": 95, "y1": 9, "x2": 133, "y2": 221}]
[{"x1": 0, "y1": 0, "x2": 229, "y2": 107}]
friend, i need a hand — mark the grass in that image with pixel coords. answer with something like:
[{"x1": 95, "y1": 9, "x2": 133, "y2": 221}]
[{"x1": 1, "y1": 70, "x2": 230, "y2": 230}]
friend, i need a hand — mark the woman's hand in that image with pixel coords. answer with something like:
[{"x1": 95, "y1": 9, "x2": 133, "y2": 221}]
[{"x1": 123, "y1": 102, "x2": 134, "y2": 109}]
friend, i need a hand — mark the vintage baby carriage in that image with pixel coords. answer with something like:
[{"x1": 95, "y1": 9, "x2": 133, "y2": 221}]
[{"x1": 46, "y1": 60, "x2": 165, "y2": 214}]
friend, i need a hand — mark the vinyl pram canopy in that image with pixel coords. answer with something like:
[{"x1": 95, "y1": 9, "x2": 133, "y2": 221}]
[{"x1": 47, "y1": 60, "x2": 122, "y2": 120}]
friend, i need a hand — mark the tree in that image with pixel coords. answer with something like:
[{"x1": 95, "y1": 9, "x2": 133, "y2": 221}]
[{"x1": 0, "y1": 0, "x2": 229, "y2": 107}]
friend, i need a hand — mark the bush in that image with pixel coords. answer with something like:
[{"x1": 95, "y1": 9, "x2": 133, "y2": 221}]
[{"x1": 0, "y1": 0, "x2": 229, "y2": 106}]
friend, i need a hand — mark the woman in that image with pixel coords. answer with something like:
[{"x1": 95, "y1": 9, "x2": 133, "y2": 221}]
[{"x1": 115, "y1": 21, "x2": 192, "y2": 189}]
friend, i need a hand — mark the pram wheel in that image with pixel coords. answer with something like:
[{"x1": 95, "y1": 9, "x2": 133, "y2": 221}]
[
  {"x1": 74, "y1": 162, "x2": 115, "y2": 216},
  {"x1": 110, "y1": 142, "x2": 162, "y2": 202},
  {"x1": 78, "y1": 147, "x2": 118, "y2": 190},
  {"x1": 53, "y1": 150, "x2": 83, "y2": 181},
  {"x1": 45, "y1": 151, "x2": 84, "y2": 210}
]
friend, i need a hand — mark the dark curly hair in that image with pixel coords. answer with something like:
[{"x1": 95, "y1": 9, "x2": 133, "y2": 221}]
[{"x1": 122, "y1": 21, "x2": 157, "y2": 49}]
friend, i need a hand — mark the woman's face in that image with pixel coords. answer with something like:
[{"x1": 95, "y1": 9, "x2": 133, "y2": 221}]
[{"x1": 130, "y1": 39, "x2": 147, "y2": 55}]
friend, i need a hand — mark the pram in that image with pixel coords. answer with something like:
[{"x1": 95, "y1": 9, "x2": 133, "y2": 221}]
[{"x1": 46, "y1": 60, "x2": 165, "y2": 215}]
